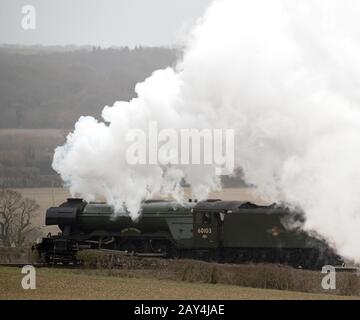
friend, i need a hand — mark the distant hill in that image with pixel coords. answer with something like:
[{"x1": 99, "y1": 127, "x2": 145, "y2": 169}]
[
  {"x1": 0, "y1": 46, "x2": 179, "y2": 128},
  {"x1": 0, "y1": 46, "x2": 246, "y2": 188}
]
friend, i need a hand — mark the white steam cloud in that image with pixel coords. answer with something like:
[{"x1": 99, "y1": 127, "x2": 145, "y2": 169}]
[{"x1": 54, "y1": 0, "x2": 360, "y2": 261}]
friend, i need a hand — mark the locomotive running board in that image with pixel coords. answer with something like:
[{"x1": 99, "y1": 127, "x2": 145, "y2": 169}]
[
  {"x1": 334, "y1": 266, "x2": 360, "y2": 273},
  {"x1": 134, "y1": 252, "x2": 167, "y2": 257}
]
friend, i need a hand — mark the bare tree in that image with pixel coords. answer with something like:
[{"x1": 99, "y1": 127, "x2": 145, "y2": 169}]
[{"x1": 0, "y1": 190, "x2": 40, "y2": 247}]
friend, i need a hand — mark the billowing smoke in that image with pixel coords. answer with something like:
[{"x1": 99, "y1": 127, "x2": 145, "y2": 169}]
[{"x1": 54, "y1": 0, "x2": 360, "y2": 261}]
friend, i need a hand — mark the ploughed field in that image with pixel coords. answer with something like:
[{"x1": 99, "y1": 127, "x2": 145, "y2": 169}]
[{"x1": 0, "y1": 265, "x2": 357, "y2": 300}]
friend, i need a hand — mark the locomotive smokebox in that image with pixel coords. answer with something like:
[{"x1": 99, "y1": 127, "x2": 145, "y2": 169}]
[
  {"x1": 46, "y1": 207, "x2": 77, "y2": 226},
  {"x1": 45, "y1": 198, "x2": 86, "y2": 226}
]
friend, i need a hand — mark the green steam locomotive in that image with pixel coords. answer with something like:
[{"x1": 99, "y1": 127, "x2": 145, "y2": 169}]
[{"x1": 34, "y1": 198, "x2": 342, "y2": 269}]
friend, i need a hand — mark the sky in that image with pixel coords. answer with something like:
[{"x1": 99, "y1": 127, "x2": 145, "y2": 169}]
[{"x1": 0, "y1": 0, "x2": 213, "y2": 47}]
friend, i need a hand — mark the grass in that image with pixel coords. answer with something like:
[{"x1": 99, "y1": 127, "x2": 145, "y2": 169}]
[
  {"x1": 73, "y1": 255, "x2": 360, "y2": 297},
  {"x1": 0, "y1": 266, "x2": 357, "y2": 300}
]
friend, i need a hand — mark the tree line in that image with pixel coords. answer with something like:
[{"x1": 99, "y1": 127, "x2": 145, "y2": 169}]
[
  {"x1": 0, "y1": 46, "x2": 178, "y2": 128},
  {"x1": 0, "y1": 189, "x2": 40, "y2": 247}
]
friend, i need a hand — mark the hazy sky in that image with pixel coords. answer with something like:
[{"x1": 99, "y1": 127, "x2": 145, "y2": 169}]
[{"x1": 0, "y1": 0, "x2": 213, "y2": 47}]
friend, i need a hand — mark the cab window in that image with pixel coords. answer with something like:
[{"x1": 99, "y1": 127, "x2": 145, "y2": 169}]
[{"x1": 202, "y1": 212, "x2": 212, "y2": 225}]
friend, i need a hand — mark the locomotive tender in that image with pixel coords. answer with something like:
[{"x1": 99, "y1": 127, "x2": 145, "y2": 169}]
[{"x1": 35, "y1": 198, "x2": 342, "y2": 269}]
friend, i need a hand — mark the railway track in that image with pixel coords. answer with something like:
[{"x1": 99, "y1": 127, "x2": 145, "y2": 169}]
[
  {"x1": 0, "y1": 262, "x2": 82, "y2": 269},
  {"x1": 0, "y1": 262, "x2": 47, "y2": 268}
]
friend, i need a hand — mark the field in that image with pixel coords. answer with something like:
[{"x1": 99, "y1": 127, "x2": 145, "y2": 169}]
[
  {"x1": 15, "y1": 188, "x2": 70, "y2": 234},
  {"x1": 0, "y1": 266, "x2": 357, "y2": 300},
  {"x1": 0, "y1": 129, "x2": 68, "y2": 149}
]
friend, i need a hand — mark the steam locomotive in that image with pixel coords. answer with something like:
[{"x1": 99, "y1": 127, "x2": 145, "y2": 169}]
[{"x1": 34, "y1": 198, "x2": 342, "y2": 269}]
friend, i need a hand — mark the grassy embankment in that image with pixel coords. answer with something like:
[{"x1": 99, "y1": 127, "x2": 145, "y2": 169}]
[{"x1": 0, "y1": 265, "x2": 357, "y2": 300}]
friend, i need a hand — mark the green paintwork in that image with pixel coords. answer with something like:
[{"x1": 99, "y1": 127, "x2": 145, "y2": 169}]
[
  {"x1": 54, "y1": 199, "x2": 328, "y2": 252},
  {"x1": 192, "y1": 201, "x2": 324, "y2": 250},
  {"x1": 76, "y1": 200, "x2": 194, "y2": 248}
]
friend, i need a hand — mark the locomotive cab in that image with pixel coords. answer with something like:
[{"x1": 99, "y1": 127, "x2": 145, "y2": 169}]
[
  {"x1": 191, "y1": 199, "x2": 230, "y2": 261},
  {"x1": 193, "y1": 208, "x2": 223, "y2": 249}
]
